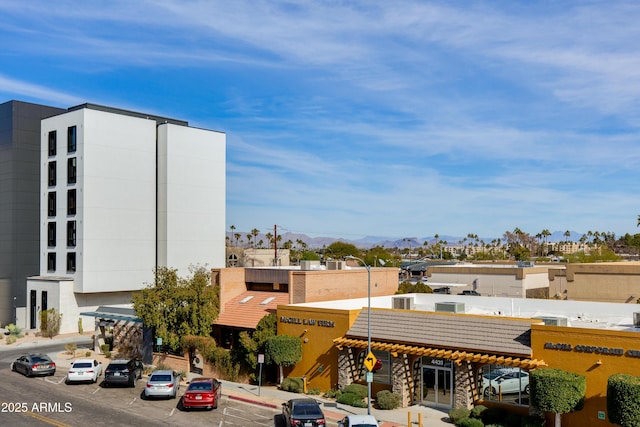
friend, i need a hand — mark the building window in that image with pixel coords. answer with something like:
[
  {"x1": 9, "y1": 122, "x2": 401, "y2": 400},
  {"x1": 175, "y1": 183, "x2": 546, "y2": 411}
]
[
  {"x1": 357, "y1": 349, "x2": 392, "y2": 385},
  {"x1": 47, "y1": 253, "x2": 56, "y2": 272},
  {"x1": 67, "y1": 252, "x2": 76, "y2": 272},
  {"x1": 48, "y1": 131, "x2": 57, "y2": 156},
  {"x1": 67, "y1": 126, "x2": 77, "y2": 153},
  {"x1": 47, "y1": 192, "x2": 56, "y2": 217},
  {"x1": 41, "y1": 291, "x2": 48, "y2": 312},
  {"x1": 67, "y1": 220, "x2": 76, "y2": 246},
  {"x1": 67, "y1": 157, "x2": 77, "y2": 184},
  {"x1": 67, "y1": 189, "x2": 76, "y2": 215},
  {"x1": 479, "y1": 365, "x2": 529, "y2": 405},
  {"x1": 48, "y1": 161, "x2": 56, "y2": 186},
  {"x1": 47, "y1": 222, "x2": 56, "y2": 247}
]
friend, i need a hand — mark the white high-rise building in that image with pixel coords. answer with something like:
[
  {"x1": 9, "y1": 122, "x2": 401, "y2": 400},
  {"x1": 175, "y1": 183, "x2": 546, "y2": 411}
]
[{"x1": 26, "y1": 104, "x2": 225, "y2": 333}]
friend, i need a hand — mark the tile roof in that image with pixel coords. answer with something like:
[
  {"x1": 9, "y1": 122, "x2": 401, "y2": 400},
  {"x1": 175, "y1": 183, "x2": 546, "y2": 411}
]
[
  {"x1": 214, "y1": 291, "x2": 289, "y2": 329},
  {"x1": 346, "y1": 308, "x2": 534, "y2": 357}
]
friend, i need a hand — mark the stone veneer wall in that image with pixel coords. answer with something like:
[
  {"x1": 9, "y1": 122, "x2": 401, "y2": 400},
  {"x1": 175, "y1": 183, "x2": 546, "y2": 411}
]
[
  {"x1": 453, "y1": 361, "x2": 476, "y2": 408},
  {"x1": 391, "y1": 354, "x2": 414, "y2": 407}
]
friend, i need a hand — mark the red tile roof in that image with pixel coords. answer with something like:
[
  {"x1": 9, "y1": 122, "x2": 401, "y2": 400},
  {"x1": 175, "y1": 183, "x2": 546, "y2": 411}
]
[{"x1": 214, "y1": 291, "x2": 289, "y2": 329}]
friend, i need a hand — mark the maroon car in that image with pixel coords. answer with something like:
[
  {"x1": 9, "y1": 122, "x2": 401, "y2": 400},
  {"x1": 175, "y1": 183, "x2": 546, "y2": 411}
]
[{"x1": 182, "y1": 377, "x2": 222, "y2": 410}]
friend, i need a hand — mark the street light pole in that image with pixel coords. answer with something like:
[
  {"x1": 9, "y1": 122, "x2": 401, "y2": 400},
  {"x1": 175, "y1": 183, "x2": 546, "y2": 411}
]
[{"x1": 346, "y1": 255, "x2": 371, "y2": 415}]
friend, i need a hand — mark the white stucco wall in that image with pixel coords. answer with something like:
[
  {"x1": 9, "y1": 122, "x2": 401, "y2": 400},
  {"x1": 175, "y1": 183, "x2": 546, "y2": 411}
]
[{"x1": 157, "y1": 123, "x2": 226, "y2": 274}]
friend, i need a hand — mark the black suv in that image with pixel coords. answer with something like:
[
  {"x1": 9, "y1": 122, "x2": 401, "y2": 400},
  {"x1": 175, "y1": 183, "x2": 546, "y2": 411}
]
[{"x1": 103, "y1": 358, "x2": 143, "y2": 387}]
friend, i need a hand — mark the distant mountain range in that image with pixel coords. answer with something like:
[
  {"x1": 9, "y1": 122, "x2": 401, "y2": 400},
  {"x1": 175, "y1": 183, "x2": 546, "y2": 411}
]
[{"x1": 227, "y1": 230, "x2": 586, "y2": 249}]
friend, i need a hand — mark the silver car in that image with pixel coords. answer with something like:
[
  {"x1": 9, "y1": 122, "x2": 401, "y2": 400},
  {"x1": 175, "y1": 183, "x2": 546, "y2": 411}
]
[
  {"x1": 11, "y1": 353, "x2": 56, "y2": 377},
  {"x1": 144, "y1": 369, "x2": 181, "y2": 399}
]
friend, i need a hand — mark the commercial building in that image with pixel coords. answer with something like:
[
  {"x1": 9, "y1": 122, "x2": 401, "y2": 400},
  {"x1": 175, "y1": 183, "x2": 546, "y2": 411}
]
[
  {"x1": 212, "y1": 262, "x2": 399, "y2": 348},
  {"x1": 0, "y1": 100, "x2": 65, "y2": 325},
  {"x1": 277, "y1": 294, "x2": 640, "y2": 427},
  {"x1": 22, "y1": 103, "x2": 225, "y2": 333}
]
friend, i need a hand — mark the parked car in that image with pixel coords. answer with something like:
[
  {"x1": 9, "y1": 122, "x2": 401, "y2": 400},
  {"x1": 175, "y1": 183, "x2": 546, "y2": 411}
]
[
  {"x1": 459, "y1": 290, "x2": 481, "y2": 296},
  {"x1": 11, "y1": 353, "x2": 56, "y2": 377},
  {"x1": 144, "y1": 369, "x2": 181, "y2": 399},
  {"x1": 338, "y1": 414, "x2": 379, "y2": 426},
  {"x1": 103, "y1": 358, "x2": 143, "y2": 387},
  {"x1": 282, "y1": 398, "x2": 325, "y2": 427},
  {"x1": 482, "y1": 370, "x2": 529, "y2": 397},
  {"x1": 182, "y1": 377, "x2": 222, "y2": 410},
  {"x1": 66, "y1": 358, "x2": 102, "y2": 383}
]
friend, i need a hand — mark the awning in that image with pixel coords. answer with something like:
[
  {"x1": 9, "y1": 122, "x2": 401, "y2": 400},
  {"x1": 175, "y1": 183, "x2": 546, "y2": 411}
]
[
  {"x1": 333, "y1": 337, "x2": 547, "y2": 370},
  {"x1": 80, "y1": 306, "x2": 142, "y2": 324}
]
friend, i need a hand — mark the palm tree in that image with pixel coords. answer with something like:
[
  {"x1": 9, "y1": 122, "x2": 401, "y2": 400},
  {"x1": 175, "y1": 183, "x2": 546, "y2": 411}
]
[
  {"x1": 251, "y1": 228, "x2": 260, "y2": 247},
  {"x1": 229, "y1": 225, "x2": 236, "y2": 246},
  {"x1": 637, "y1": 215, "x2": 640, "y2": 227},
  {"x1": 234, "y1": 233, "x2": 241, "y2": 246}
]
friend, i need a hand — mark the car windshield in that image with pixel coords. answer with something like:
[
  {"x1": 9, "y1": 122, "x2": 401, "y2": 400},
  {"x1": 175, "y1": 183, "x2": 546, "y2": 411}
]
[
  {"x1": 72, "y1": 362, "x2": 92, "y2": 368},
  {"x1": 293, "y1": 402, "x2": 323, "y2": 416},
  {"x1": 150, "y1": 374, "x2": 172, "y2": 382}
]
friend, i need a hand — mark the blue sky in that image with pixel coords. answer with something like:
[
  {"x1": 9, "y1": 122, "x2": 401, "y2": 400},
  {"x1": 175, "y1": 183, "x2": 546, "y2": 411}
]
[{"x1": 2, "y1": 1, "x2": 639, "y2": 240}]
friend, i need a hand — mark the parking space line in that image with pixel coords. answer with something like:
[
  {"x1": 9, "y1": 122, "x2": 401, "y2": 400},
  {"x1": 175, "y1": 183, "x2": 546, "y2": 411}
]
[
  {"x1": 128, "y1": 397, "x2": 137, "y2": 406},
  {"x1": 91, "y1": 387, "x2": 100, "y2": 394},
  {"x1": 57, "y1": 377, "x2": 65, "y2": 384},
  {"x1": 169, "y1": 407, "x2": 175, "y2": 417}
]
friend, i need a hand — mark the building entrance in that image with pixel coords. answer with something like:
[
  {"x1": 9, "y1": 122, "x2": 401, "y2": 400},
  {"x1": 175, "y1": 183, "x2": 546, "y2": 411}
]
[{"x1": 421, "y1": 357, "x2": 453, "y2": 409}]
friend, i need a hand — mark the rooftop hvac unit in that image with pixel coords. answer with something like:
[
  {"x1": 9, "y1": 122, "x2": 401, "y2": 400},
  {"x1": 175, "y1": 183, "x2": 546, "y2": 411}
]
[
  {"x1": 634, "y1": 312, "x2": 640, "y2": 328},
  {"x1": 517, "y1": 261, "x2": 535, "y2": 267},
  {"x1": 435, "y1": 302, "x2": 465, "y2": 314},
  {"x1": 300, "y1": 260, "x2": 320, "y2": 270},
  {"x1": 327, "y1": 260, "x2": 345, "y2": 270},
  {"x1": 392, "y1": 296, "x2": 415, "y2": 310},
  {"x1": 534, "y1": 316, "x2": 568, "y2": 327}
]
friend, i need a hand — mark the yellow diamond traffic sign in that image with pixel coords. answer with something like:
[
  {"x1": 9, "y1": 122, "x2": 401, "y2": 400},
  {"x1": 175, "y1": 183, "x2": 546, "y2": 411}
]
[{"x1": 363, "y1": 351, "x2": 377, "y2": 372}]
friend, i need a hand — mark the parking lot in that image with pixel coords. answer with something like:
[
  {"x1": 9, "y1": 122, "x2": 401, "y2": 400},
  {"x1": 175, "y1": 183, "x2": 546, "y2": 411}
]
[{"x1": 0, "y1": 365, "x2": 283, "y2": 426}]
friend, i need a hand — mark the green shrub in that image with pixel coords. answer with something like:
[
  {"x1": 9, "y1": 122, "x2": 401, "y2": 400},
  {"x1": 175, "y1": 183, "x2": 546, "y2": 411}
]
[
  {"x1": 324, "y1": 389, "x2": 342, "y2": 399},
  {"x1": 448, "y1": 407, "x2": 471, "y2": 424},
  {"x1": 6, "y1": 335, "x2": 16, "y2": 344},
  {"x1": 281, "y1": 377, "x2": 304, "y2": 393},
  {"x1": 85, "y1": 351, "x2": 91, "y2": 357},
  {"x1": 480, "y1": 406, "x2": 507, "y2": 425},
  {"x1": 7, "y1": 323, "x2": 23, "y2": 337},
  {"x1": 100, "y1": 343, "x2": 111, "y2": 354},
  {"x1": 471, "y1": 405, "x2": 488, "y2": 419},
  {"x1": 342, "y1": 383, "x2": 368, "y2": 399},
  {"x1": 504, "y1": 413, "x2": 522, "y2": 427},
  {"x1": 306, "y1": 387, "x2": 321, "y2": 395},
  {"x1": 376, "y1": 390, "x2": 401, "y2": 410},
  {"x1": 485, "y1": 424, "x2": 506, "y2": 427},
  {"x1": 78, "y1": 318, "x2": 83, "y2": 334},
  {"x1": 337, "y1": 392, "x2": 367, "y2": 407},
  {"x1": 64, "y1": 343, "x2": 77, "y2": 355},
  {"x1": 608, "y1": 373, "x2": 640, "y2": 427},
  {"x1": 520, "y1": 415, "x2": 545, "y2": 427},
  {"x1": 458, "y1": 417, "x2": 484, "y2": 427}
]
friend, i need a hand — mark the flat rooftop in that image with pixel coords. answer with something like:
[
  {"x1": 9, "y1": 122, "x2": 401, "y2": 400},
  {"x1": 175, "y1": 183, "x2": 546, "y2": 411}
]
[{"x1": 287, "y1": 294, "x2": 640, "y2": 332}]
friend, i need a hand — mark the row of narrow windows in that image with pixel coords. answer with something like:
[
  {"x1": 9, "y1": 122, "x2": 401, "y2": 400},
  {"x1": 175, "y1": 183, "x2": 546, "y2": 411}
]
[
  {"x1": 47, "y1": 127, "x2": 77, "y2": 274},
  {"x1": 47, "y1": 126, "x2": 76, "y2": 156},
  {"x1": 47, "y1": 189, "x2": 76, "y2": 216},
  {"x1": 47, "y1": 252, "x2": 75, "y2": 273}
]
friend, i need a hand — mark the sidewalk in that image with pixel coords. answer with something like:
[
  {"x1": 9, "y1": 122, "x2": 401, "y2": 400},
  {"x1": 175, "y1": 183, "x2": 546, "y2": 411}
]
[{"x1": 2, "y1": 332, "x2": 452, "y2": 427}]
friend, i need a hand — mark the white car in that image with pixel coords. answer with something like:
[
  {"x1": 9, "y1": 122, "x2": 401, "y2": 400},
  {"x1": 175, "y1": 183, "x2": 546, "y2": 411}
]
[
  {"x1": 482, "y1": 369, "x2": 529, "y2": 397},
  {"x1": 66, "y1": 358, "x2": 103, "y2": 383},
  {"x1": 339, "y1": 415, "x2": 380, "y2": 427}
]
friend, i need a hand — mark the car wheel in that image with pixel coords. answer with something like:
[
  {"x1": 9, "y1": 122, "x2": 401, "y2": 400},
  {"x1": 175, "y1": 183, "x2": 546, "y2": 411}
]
[
  {"x1": 483, "y1": 387, "x2": 495, "y2": 397},
  {"x1": 10, "y1": 363, "x2": 15, "y2": 372},
  {"x1": 26, "y1": 369, "x2": 32, "y2": 378},
  {"x1": 524, "y1": 384, "x2": 530, "y2": 394}
]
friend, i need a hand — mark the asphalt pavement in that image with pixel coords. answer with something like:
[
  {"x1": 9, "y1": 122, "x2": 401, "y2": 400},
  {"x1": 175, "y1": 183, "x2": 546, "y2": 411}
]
[{"x1": 0, "y1": 332, "x2": 452, "y2": 427}]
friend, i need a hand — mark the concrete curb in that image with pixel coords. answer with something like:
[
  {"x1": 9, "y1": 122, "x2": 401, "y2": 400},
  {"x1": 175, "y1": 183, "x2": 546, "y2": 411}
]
[{"x1": 227, "y1": 394, "x2": 278, "y2": 409}]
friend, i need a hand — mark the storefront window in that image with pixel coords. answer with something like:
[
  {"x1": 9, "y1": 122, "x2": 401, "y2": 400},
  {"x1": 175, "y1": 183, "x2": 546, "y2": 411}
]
[
  {"x1": 479, "y1": 364, "x2": 529, "y2": 405},
  {"x1": 357, "y1": 349, "x2": 392, "y2": 384}
]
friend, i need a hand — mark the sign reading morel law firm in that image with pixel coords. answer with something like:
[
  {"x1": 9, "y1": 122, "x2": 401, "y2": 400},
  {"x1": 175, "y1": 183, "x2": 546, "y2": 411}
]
[{"x1": 279, "y1": 316, "x2": 335, "y2": 327}]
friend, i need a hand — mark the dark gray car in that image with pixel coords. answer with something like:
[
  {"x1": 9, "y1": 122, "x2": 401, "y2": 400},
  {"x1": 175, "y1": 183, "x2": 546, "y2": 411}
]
[
  {"x1": 103, "y1": 358, "x2": 143, "y2": 387},
  {"x1": 11, "y1": 353, "x2": 56, "y2": 377},
  {"x1": 282, "y1": 398, "x2": 325, "y2": 427}
]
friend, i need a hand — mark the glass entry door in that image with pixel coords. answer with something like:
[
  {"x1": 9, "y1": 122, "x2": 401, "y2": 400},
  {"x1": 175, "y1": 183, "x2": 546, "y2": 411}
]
[{"x1": 421, "y1": 358, "x2": 453, "y2": 408}]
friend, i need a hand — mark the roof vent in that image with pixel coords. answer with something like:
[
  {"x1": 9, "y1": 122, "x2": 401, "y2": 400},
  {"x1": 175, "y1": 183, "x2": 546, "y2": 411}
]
[
  {"x1": 392, "y1": 296, "x2": 415, "y2": 310},
  {"x1": 435, "y1": 302, "x2": 465, "y2": 313}
]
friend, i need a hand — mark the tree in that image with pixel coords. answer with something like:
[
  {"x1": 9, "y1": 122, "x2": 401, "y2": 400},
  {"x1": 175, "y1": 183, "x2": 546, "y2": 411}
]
[
  {"x1": 132, "y1": 266, "x2": 219, "y2": 352},
  {"x1": 530, "y1": 368, "x2": 586, "y2": 427},
  {"x1": 236, "y1": 313, "x2": 277, "y2": 381},
  {"x1": 41, "y1": 308, "x2": 62, "y2": 338},
  {"x1": 325, "y1": 241, "x2": 359, "y2": 259},
  {"x1": 608, "y1": 373, "x2": 640, "y2": 427},
  {"x1": 251, "y1": 228, "x2": 260, "y2": 247},
  {"x1": 265, "y1": 335, "x2": 302, "y2": 384}
]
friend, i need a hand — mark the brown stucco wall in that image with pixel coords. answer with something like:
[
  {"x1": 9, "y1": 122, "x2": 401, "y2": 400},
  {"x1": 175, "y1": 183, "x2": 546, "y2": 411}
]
[
  {"x1": 548, "y1": 262, "x2": 640, "y2": 303},
  {"x1": 213, "y1": 268, "x2": 247, "y2": 314}
]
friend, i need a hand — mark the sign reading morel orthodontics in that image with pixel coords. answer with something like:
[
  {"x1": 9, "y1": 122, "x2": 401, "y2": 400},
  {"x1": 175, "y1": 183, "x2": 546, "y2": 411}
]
[
  {"x1": 543, "y1": 342, "x2": 640, "y2": 357},
  {"x1": 279, "y1": 316, "x2": 335, "y2": 327}
]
